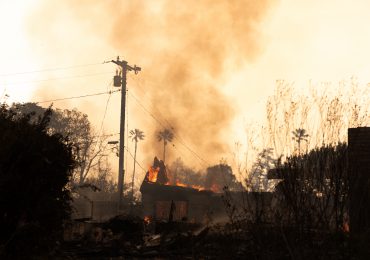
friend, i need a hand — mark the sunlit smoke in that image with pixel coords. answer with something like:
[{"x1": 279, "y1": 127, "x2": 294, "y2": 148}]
[{"x1": 27, "y1": 0, "x2": 276, "y2": 168}]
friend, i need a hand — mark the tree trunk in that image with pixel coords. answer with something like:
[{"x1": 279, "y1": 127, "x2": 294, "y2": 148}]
[
  {"x1": 131, "y1": 141, "x2": 137, "y2": 203},
  {"x1": 163, "y1": 141, "x2": 166, "y2": 163},
  {"x1": 79, "y1": 164, "x2": 85, "y2": 185}
]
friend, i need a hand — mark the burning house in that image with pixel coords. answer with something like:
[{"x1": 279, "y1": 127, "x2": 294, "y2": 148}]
[
  {"x1": 140, "y1": 157, "x2": 283, "y2": 224},
  {"x1": 140, "y1": 157, "x2": 228, "y2": 223}
]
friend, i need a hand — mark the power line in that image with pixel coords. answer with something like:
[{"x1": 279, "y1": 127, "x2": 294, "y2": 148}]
[
  {"x1": 127, "y1": 76, "x2": 175, "y2": 128},
  {"x1": 124, "y1": 146, "x2": 147, "y2": 174},
  {"x1": 127, "y1": 77, "x2": 203, "y2": 158},
  {"x1": 34, "y1": 89, "x2": 120, "y2": 104},
  {"x1": 97, "y1": 81, "x2": 113, "y2": 137},
  {"x1": 0, "y1": 62, "x2": 106, "y2": 77},
  {"x1": 170, "y1": 143, "x2": 205, "y2": 169},
  {"x1": 125, "y1": 89, "x2": 204, "y2": 166},
  {"x1": 2, "y1": 72, "x2": 112, "y2": 86},
  {"x1": 128, "y1": 92, "x2": 167, "y2": 129},
  {"x1": 174, "y1": 134, "x2": 210, "y2": 167},
  {"x1": 127, "y1": 91, "x2": 210, "y2": 167},
  {"x1": 92, "y1": 81, "x2": 114, "y2": 154},
  {"x1": 103, "y1": 143, "x2": 147, "y2": 174},
  {"x1": 91, "y1": 133, "x2": 120, "y2": 139}
]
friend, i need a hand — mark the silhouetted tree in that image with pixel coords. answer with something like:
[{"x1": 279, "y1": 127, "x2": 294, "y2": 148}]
[
  {"x1": 276, "y1": 143, "x2": 348, "y2": 231},
  {"x1": 11, "y1": 102, "x2": 109, "y2": 184},
  {"x1": 129, "y1": 128, "x2": 145, "y2": 202},
  {"x1": 168, "y1": 157, "x2": 204, "y2": 186},
  {"x1": 85, "y1": 157, "x2": 117, "y2": 194},
  {"x1": 247, "y1": 148, "x2": 276, "y2": 191},
  {"x1": 156, "y1": 128, "x2": 174, "y2": 163},
  {"x1": 0, "y1": 104, "x2": 75, "y2": 257},
  {"x1": 205, "y1": 163, "x2": 242, "y2": 192},
  {"x1": 292, "y1": 128, "x2": 309, "y2": 154}
]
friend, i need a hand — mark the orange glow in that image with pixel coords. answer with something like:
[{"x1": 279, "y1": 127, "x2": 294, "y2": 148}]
[
  {"x1": 167, "y1": 179, "x2": 208, "y2": 191},
  {"x1": 210, "y1": 183, "x2": 221, "y2": 193},
  {"x1": 148, "y1": 166, "x2": 160, "y2": 183},
  {"x1": 175, "y1": 180, "x2": 187, "y2": 187},
  {"x1": 143, "y1": 215, "x2": 151, "y2": 225},
  {"x1": 190, "y1": 184, "x2": 205, "y2": 191},
  {"x1": 160, "y1": 176, "x2": 207, "y2": 191},
  {"x1": 146, "y1": 165, "x2": 218, "y2": 192}
]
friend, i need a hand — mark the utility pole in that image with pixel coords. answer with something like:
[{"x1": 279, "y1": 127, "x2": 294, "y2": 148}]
[{"x1": 111, "y1": 56, "x2": 141, "y2": 212}]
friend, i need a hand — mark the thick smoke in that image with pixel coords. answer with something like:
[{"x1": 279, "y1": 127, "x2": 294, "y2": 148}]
[
  {"x1": 28, "y1": 0, "x2": 275, "y2": 167},
  {"x1": 108, "y1": 1, "x2": 275, "y2": 164}
]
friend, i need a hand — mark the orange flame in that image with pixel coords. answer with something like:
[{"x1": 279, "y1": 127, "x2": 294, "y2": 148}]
[
  {"x1": 144, "y1": 215, "x2": 151, "y2": 225},
  {"x1": 146, "y1": 164, "x2": 219, "y2": 193},
  {"x1": 148, "y1": 166, "x2": 160, "y2": 182},
  {"x1": 175, "y1": 180, "x2": 187, "y2": 187},
  {"x1": 169, "y1": 180, "x2": 206, "y2": 191},
  {"x1": 190, "y1": 184, "x2": 205, "y2": 191}
]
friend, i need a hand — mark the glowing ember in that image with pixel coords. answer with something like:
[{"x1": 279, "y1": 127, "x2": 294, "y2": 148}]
[
  {"x1": 175, "y1": 180, "x2": 187, "y2": 187},
  {"x1": 143, "y1": 215, "x2": 151, "y2": 225},
  {"x1": 148, "y1": 166, "x2": 160, "y2": 182},
  {"x1": 144, "y1": 158, "x2": 221, "y2": 192},
  {"x1": 167, "y1": 179, "x2": 207, "y2": 191},
  {"x1": 190, "y1": 184, "x2": 205, "y2": 191},
  {"x1": 210, "y1": 183, "x2": 221, "y2": 193}
]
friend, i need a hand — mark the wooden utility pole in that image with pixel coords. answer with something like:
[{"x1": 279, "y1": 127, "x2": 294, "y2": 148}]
[{"x1": 111, "y1": 56, "x2": 141, "y2": 211}]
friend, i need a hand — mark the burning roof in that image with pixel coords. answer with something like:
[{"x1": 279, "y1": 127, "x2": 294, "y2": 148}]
[
  {"x1": 141, "y1": 157, "x2": 221, "y2": 193},
  {"x1": 140, "y1": 157, "x2": 248, "y2": 223}
]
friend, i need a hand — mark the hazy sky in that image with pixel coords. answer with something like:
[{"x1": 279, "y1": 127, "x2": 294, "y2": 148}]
[{"x1": 1, "y1": 1, "x2": 370, "y2": 179}]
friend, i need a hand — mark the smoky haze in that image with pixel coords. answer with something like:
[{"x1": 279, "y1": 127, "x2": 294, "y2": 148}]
[{"x1": 27, "y1": 0, "x2": 275, "y2": 167}]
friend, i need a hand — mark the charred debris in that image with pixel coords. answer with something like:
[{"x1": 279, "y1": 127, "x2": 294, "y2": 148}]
[
  {"x1": 7, "y1": 125, "x2": 369, "y2": 258},
  {"x1": 61, "y1": 156, "x2": 253, "y2": 258},
  {"x1": 62, "y1": 126, "x2": 370, "y2": 259}
]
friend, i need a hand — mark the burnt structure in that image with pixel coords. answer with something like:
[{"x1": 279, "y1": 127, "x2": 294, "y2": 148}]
[
  {"x1": 140, "y1": 157, "x2": 226, "y2": 222},
  {"x1": 140, "y1": 157, "x2": 278, "y2": 223},
  {"x1": 140, "y1": 181, "x2": 215, "y2": 222},
  {"x1": 348, "y1": 127, "x2": 370, "y2": 235}
]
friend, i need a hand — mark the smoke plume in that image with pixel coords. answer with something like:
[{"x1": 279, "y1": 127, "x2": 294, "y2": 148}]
[{"x1": 27, "y1": 0, "x2": 275, "y2": 167}]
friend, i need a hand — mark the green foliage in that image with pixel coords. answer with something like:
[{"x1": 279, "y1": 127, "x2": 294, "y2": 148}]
[{"x1": 0, "y1": 104, "x2": 75, "y2": 256}]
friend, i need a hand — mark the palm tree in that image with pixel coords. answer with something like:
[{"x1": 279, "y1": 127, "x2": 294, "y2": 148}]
[
  {"x1": 129, "y1": 129, "x2": 145, "y2": 202},
  {"x1": 292, "y1": 128, "x2": 309, "y2": 154},
  {"x1": 157, "y1": 128, "x2": 174, "y2": 163}
]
